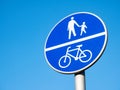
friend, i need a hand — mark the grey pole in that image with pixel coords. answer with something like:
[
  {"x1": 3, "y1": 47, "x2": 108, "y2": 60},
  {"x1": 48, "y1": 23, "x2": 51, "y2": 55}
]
[{"x1": 74, "y1": 71, "x2": 86, "y2": 90}]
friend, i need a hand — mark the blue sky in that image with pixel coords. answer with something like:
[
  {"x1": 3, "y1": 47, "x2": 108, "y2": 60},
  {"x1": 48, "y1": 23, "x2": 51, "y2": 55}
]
[{"x1": 0, "y1": 0, "x2": 120, "y2": 90}]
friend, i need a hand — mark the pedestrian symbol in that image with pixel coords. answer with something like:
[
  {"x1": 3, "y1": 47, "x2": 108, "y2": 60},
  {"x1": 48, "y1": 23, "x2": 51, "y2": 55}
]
[
  {"x1": 44, "y1": 12, "x2": 108, "y2": 74},
  {"x1": 67, "y1": 17, "x2": 79, "y2": 39},
  {"x1": 67, "y1": 17, "x2": 87, "y2": 39},
  {"x1": 80, "y1": 22, "x2": 87, "y2": 36}
]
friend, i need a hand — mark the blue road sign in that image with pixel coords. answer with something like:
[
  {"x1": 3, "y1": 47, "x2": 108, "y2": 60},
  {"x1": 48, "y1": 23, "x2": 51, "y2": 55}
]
[{"x1": 44, "y1": 12, "x2": 107, "y2": 74}]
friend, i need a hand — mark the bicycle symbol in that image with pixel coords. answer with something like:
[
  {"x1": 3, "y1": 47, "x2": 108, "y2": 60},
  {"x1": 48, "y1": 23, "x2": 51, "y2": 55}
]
[{"x1": 58, "y1": 44, "x2": 92, "y2": 68}]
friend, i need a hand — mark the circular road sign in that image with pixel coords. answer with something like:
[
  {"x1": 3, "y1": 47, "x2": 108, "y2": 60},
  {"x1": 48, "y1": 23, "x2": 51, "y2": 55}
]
[{"x1": 44, "y1": 12, "x2": 108, "y2": 74}]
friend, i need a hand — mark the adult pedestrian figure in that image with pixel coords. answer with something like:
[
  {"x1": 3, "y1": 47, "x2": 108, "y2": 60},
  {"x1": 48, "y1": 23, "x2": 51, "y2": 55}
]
[{"x1": 67, "y1": 17, "x2": 80, "y2": 39}]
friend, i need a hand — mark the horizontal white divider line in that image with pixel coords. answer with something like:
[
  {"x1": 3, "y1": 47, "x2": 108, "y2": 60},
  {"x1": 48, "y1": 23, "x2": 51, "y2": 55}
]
[{"x1": 45, "y1": 32, "x2": 106, "y2": 52}]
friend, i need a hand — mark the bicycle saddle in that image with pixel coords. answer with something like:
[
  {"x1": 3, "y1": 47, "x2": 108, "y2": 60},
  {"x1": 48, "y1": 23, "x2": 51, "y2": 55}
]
[{"x1": 76, "y1": 44, "x2": 83, "y2": 48}]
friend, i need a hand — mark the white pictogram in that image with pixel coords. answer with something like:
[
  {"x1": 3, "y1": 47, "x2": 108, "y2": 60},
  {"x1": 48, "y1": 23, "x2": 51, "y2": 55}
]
[
  {"x1": 67, "y1": 17, "x2": 87, "y2": 39},
  {"x1": 80, "y1": 22, "x2": 87, "y2": 36},
  {"x1": 58, "y1": 44, "x2": 92, "y2": 68},
  {"x1": 67, "y1": 17, "x2": 80, "y2": 39}
]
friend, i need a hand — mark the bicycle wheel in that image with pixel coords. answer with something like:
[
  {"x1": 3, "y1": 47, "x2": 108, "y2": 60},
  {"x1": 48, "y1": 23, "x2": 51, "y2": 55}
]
[
  {"x1": 58, "y1": 56, "x2": 71, "y2": 68},
  {"x1": 79, "y1": 50, "x2": 92, "y2": 63}
]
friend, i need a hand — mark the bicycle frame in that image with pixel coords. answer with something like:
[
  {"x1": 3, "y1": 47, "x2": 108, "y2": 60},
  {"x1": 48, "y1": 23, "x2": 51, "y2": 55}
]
[{"x1": 66, "y1": 46, "x2": 86, "y2": 60}]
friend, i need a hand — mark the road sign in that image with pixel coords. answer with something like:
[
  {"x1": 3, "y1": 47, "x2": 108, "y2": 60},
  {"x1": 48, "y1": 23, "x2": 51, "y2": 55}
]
[{"x1": 44, "y1": 12, "x2": 107, "y2": 74}]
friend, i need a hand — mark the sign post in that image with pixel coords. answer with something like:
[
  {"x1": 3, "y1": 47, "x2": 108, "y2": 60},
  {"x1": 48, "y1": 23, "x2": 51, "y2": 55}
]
[
  {"x1": 75, "y1": 71, "x2": 85, "y2": 90},
  {"x1": 44, "y1": 12, "x2": 107, "y2": 90}
]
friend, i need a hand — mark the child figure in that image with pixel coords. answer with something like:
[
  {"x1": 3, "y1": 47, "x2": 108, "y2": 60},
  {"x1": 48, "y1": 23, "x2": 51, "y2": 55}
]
[{"x1": 80, "y1": 22, "x2": 87, "y2": 36}]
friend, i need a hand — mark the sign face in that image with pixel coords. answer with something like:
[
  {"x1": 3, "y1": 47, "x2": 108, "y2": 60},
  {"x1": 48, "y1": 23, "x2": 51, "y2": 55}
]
[{"x1": 44, "y1": 12, "x2": 107, "y2": 74}]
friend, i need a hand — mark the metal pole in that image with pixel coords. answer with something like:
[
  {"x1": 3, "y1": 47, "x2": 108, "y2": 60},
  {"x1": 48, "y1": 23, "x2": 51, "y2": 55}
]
[{"x1": 74, "y1": 71, "x2": 86, "y2": 90}]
